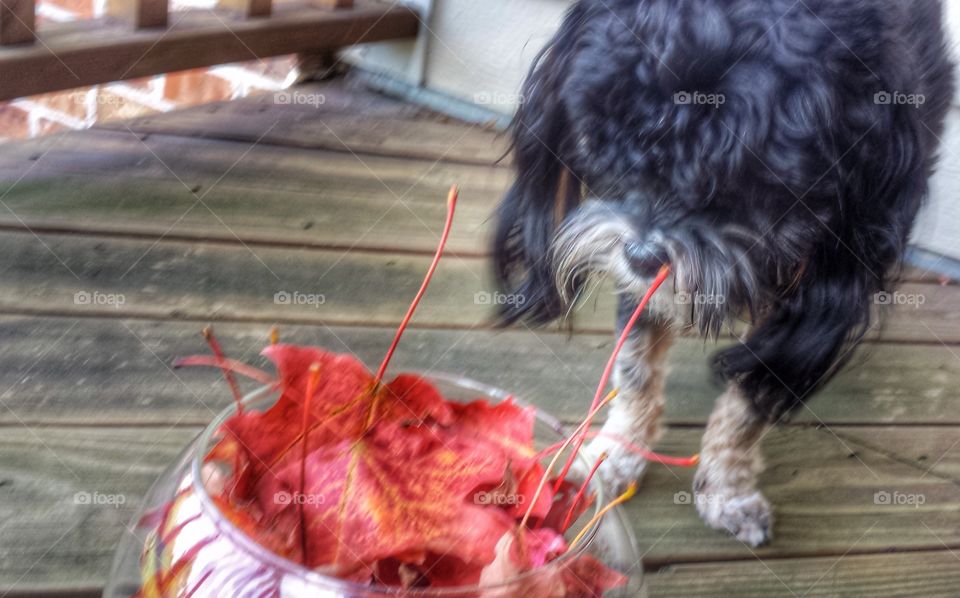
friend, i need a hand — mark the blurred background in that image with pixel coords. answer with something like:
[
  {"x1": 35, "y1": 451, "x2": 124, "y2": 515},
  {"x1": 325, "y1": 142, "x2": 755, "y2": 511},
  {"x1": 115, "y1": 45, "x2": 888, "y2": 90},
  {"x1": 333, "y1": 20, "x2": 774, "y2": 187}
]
[
  {"x1": 0, "y1": 0, "x2": 293, "y2": 142},
  {"x1": 6, "y1": 0, "x2": 958, "y2": 272}
]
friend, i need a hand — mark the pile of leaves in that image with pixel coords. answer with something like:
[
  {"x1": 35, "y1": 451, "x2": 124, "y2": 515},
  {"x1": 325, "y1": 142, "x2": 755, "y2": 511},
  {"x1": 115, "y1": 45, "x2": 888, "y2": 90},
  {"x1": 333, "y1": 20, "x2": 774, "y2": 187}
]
[
  {"x1": 198, "y1": 342, "x2": 627, "y2": 594},
  {"x1": 135, "y1": 186, "x2": 688, "y2": 596}
]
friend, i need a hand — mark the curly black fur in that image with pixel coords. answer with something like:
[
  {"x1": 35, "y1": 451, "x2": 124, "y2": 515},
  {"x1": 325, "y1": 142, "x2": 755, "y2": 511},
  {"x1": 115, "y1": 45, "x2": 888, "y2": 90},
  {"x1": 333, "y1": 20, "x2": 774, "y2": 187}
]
[{"x1": 492, "y1": 0, "x2": 955, "y2": 421}]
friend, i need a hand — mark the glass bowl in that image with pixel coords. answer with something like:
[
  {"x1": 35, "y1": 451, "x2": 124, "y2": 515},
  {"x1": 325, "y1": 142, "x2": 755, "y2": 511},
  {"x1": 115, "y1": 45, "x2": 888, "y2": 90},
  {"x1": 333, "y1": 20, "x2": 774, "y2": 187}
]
[{"x1": 105, "y1": 373, "x2": 643, "y2": 597}]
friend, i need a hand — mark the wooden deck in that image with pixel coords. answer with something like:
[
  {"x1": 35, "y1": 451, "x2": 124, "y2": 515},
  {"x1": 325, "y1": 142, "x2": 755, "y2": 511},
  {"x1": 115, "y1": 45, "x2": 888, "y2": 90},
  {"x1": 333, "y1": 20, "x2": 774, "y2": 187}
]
[{"x1": 1, "y1": 76, "x2": 959, "y2": 597}]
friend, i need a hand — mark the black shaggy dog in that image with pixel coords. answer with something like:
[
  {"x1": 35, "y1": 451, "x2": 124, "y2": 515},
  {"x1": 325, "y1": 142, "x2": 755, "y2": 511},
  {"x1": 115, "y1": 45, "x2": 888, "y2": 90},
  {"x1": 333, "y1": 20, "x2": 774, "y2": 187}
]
[{"x1": 492, "y1": 0, "x2": 955, "y2": 545}]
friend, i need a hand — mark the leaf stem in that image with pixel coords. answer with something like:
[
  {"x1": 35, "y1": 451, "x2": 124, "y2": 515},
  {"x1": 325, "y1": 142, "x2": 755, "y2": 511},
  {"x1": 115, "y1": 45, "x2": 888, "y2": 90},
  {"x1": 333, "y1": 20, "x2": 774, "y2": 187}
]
[
  {"x1": 299, "y1": 362, "x2": 322, "y2": 565},
  {"x1": 553, "y1": 266, "x2": 671, "y2": 493},
  {"x1": 173, "y1": 356, "x2": 277, "y2": 387},
  {"x1": 534, "y1": 435, "x2": 698, "y2": 467},
  {"x1": 518, "y1": 389, "x2": 619, "y2": 532},
  {"x1": 374, "y1": 184, "x2": 458, "y2": 386},
  {"x1": 559, "y1": 452, "x2": 606, "y2": 533},
  {"x1": 203, "y1": 326, "x2": 244, "y2": 413},
  {"x1": 568, "y1": 482, "x2": 637, "y2": 550}
]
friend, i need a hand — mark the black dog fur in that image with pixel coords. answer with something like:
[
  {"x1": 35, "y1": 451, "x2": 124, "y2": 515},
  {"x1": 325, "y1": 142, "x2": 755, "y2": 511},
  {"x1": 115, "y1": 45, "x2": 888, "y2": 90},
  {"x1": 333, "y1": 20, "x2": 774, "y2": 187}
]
[{"x1": 493, "y1": 0, "x2": 955, "y2": 422}]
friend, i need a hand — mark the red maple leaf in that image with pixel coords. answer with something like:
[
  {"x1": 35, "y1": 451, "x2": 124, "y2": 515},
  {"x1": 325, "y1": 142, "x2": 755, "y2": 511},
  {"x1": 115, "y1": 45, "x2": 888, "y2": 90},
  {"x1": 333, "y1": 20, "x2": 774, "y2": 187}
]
[
  {"x1": 187, "y1": 342, "x2": 632, "y2": 594},
  {"x1": 154, "y1": 187, "x2": 643, "y2": 594},
  {"x1": 264, "y1": 436, "x2": 515, "y2": 572}
]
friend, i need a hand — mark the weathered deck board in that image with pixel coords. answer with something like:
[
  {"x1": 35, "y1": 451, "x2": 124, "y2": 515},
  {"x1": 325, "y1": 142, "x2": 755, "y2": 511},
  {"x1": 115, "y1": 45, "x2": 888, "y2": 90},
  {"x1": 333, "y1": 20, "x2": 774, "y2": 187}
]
[
  {"x1": 2, "y1": 317, "x2": 960, "y2": 427},
  {"x1": 2, "y1": 426, "x2": 958, "y2": 592},
  {"x1": 0, "y1": 129, "x2": 951, "y2": 290},
  {"x1": 0, "y1": 229, "x2": 954, "y2": 342},
  {"x1": 624, "y1": 425, "x2": 960, "y2": 567},
  {"x1": 0, "y1": 130, "x2": 507, "y2": 255},
  {"x1": 647, "y1": 551, "x2": 960, "y2": 597},
  {"x1": 99, "y1": 83, "x2": 508, "y2": 166},
  {"x1": 836, "y1": 427, "x2": 960, "y2": 482}
]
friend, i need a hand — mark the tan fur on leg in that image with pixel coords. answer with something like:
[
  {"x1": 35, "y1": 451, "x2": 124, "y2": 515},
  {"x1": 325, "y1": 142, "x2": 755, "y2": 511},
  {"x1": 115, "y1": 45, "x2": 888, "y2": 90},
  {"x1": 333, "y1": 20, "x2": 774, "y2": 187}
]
[
  {"x1": 589, "y1": 320, "x2": 674, "y2": 491},
  {"x1": 694, "y1": 385, "x2": 772, "y2": 546}
]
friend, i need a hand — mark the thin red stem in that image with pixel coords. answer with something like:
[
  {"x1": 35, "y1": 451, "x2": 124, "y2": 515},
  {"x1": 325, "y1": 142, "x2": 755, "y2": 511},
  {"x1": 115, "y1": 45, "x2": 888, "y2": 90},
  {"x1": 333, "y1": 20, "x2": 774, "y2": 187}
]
[
  {"x1": 534, "y1": 433, "x2": 698, "y2": 467},
  {"x1": 518, "y1": 389, "x2": 619, "y2": 531},
  {"x1": 559, "y1": 452, "x2": 606, "y2": 532},
  {"x1": 299, "y1": 362, "x2": 322, "y2": 565},
  {"x1": 173, "y1": 356, "x2": 277, "y2": 387},
  {"x1": 553, "y1": 265, "x2": 671, "y2": 493},
  {"x1": 568, "y1": 483, "x2": 637, "y2": 550},
  {"x1": 374, "y1": 185, "x2": 458, "y2": 384},
  {"x1": 588, "y1": 431, "x2": 700, "y2": 467},
  {"x1": 203, "y1": 326, "x2": 244, "y2": 413}
]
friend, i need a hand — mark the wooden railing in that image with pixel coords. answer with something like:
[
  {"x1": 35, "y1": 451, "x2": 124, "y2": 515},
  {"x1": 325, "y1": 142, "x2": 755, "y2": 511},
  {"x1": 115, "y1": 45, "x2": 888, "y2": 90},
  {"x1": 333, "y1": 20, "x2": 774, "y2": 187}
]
[{"x1": 0, "y1": 0, "x2": 418, "y2": 101}]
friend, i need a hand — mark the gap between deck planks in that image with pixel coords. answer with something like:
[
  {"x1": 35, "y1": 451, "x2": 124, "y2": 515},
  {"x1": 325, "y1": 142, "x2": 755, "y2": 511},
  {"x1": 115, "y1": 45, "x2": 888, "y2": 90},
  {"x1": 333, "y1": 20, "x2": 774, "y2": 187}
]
[
  {"x1": 2, "y1": 317, "x2": 960, "y2": 427},
  {"x1": 2, "y1": 425, "x2": 959, "y2": 593}
]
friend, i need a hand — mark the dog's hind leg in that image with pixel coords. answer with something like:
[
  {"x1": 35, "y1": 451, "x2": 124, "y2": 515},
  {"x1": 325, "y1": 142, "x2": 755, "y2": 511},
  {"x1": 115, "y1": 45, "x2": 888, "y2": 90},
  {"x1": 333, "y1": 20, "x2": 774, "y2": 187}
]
[
  {"x1": 694, "y1": 384, "x2": 773, "y2": 546},
  {"x1": 589, "y1": 296, "x2": 675, "y2": 491}
]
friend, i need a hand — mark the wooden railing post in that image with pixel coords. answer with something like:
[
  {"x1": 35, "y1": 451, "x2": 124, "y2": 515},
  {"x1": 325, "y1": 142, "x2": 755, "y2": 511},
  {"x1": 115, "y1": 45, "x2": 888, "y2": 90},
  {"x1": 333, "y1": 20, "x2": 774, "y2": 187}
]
[
  {"x1": 0, "y1": 0, "x2": 420, "y2": 101},
  {"x1": 0, "y1": 0, "x2": 35, "y2": 45},
  {"x1": 219, "y1": 0, "x2": 271, "y2": 18},
  {"x1": 135, "y1": 0, "x2": 169, "y2": 28},
  {"x1": 218, "y1": 0, "x2": 351, "y2": 16},
  {"x1": 103, "y1": 0, "x2": 168, "y2": 28}
]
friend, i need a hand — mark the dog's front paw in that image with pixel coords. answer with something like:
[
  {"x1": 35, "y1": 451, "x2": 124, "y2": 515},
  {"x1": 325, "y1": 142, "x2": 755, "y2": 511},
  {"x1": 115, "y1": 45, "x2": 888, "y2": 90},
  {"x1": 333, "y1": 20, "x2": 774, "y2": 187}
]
[
  {"x1": 586, "y1": 436, "x2": 648, "y2": 494},
  {"x1": 695, "y1": 490, "x2": 773, "y2": 547}
]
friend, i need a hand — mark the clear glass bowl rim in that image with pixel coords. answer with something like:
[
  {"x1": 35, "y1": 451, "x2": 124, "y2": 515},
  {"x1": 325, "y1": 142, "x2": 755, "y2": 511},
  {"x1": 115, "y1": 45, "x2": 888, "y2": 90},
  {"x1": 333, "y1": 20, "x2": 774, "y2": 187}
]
[{"x1": 188, "y1": 371, "x2": 609, "y2": 595}]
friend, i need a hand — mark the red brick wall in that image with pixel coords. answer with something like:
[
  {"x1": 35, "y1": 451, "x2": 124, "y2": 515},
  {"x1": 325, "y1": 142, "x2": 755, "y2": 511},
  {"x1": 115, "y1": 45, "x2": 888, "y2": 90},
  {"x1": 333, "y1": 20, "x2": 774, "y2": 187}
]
[{"x1": 0, "y1": 0, "x2": 295, "y2": 143}]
